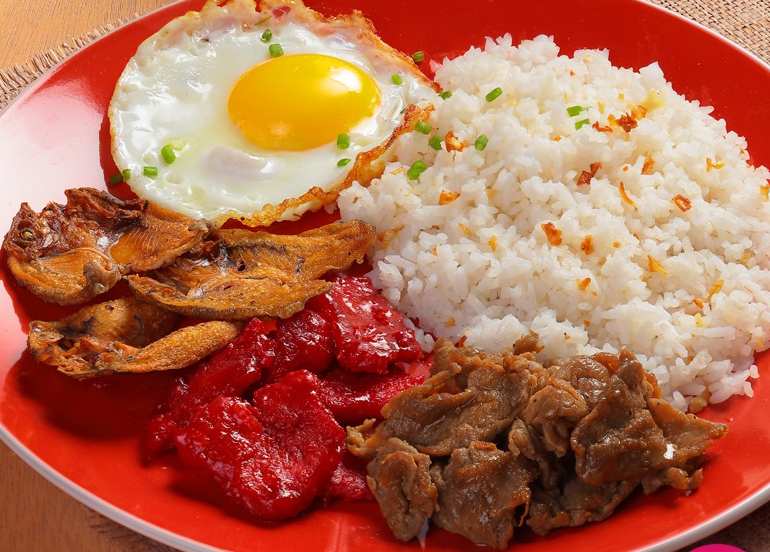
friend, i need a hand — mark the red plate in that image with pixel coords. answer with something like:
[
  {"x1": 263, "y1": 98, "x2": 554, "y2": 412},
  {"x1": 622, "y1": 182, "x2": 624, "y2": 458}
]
[{"x1": 1, "y1": 1, "x2": 769, "y2": 550}]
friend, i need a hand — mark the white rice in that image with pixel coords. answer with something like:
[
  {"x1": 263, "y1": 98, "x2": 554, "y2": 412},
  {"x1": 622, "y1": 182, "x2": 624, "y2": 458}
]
[{"x1": 338, "y1": 34, "x2": 770, "y2": 410}]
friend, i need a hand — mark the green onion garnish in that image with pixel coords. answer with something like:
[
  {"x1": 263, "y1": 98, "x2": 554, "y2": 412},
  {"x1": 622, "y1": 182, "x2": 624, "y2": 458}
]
[
  {"x1": 567, "y1": 105, "x2": 585, "y2": 117},
  {"x1": 411, "y1": 50, "x2": 425, "y2": 63},
  {"x1": 474, "y1": 134, "x2": 489, "y2": 151},
  {"x1": 337, "y1": 158, "x2": 352, "y2": 167},
  {"x1": 391, "y1": 74, "x2": 403, "y2": 85},
  {"x1": 415, "y1": 121, "x2": 431, "y2": 134},
  {"x1": 121, "y1": 168, "x2": 131, "y2": 182},
  {"x1": 485, "y1": 87, "x2": 503, "y2": 102},
  {"x1": 143, "y1": 166, "x2": 159, "y2": 177},
  {"x1": 161, "y1": 144, "x2": 176, "y2": 164},
  {"x1": 269, "y1": 43, "x2": 284, "y2": 57},
  {"x1": 261, "y1": 29, "x2": 272, "y2": 43},
  {"x1": 575, "y1": 118, "x2": 591, "y2": 130},
  {"x1": 439, "y1": 90, "x2": 452, "y2": 100},
  {"x1": 429, "y1": 135, "x2": 443, "y2": 150},
  {"x1": 337, "y1": 133, "x2": 350, "y2": 150},
  {"x1": 407, "y1": 160, "x2": 428, "y2": 180},
  {"x1": 109, "y1": 173, "x2": 123, "y2": 185}
]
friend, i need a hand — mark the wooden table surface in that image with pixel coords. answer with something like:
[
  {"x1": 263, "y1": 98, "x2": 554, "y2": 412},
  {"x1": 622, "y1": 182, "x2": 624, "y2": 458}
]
[{"x1": 1, "y1": 1, "x2": 768, "y2": 551}]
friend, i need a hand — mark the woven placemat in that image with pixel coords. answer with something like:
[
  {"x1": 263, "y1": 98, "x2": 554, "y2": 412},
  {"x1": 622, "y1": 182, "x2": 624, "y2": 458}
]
[{"x1": 1, "y1": 1, "x2": 769, "y2": 551}]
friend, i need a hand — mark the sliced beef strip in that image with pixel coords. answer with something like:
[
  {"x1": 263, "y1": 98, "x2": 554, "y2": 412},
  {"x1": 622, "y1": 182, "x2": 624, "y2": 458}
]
[
  {"x1": 522, "y1": 377, "x2": 589, "y2": 457},
  {"x1": 640, "y1": 398, "x2": 727, "y2": 493},
  {"x1": 430, "y1": 441, "x2": 535, "y2": 550},
  {"x1": 527, "y1": 478, "x2": 638, "y2": 536},
  {"x1": 550, "y1": 355, "x2": 612, "y2": 409},
  {"x1": 571, "y1": 353, "x2": 668, "y2": 485},
  {"x1": 367, "y1": 344, "x2": 536, "y2": 456},
  {"x1": 647, "y1": 397, "x2": 728, "y2": 467},
  {"x1": 508, "y1": 419, "x2": 565, "y2": 490},
  {"x1": 570, "y1": 352, "x2": 726, "y2": 488},
  {"x1": 366, "y1": 438, "x2": 437, "y2": 542}
]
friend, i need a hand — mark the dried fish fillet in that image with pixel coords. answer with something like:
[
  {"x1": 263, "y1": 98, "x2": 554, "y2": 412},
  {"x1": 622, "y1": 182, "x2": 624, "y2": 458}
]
[
  {"x1": 3, "y1": 188, "x2": 208, "y2": 305},
  {"x1": 127, "y1": 274, "x2": 332, "y2": 320},
  {"x1": 28, "y1": 297, "x2": 239, "y2": 378},
  {"x1": 127, "y1": 220, "x2": 375, "y2": 320}
]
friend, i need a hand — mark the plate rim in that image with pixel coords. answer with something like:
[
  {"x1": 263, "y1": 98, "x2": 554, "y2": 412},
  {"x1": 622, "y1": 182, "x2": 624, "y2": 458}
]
[{"x1": 1, "y1": 0, "x2": 769, "y2": 550}]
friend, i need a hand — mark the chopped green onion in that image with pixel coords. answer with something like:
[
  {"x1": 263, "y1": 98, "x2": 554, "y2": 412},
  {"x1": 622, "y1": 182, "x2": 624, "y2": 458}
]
[
  {"x1": 429, "y1": 135, "x2": 443, "y2": 150},
  {"x1": 391, "y1": 73, "x2": 403, "y2": 85},
  {"x1": 143, "y1": 166, "x2": 159, "y2": 177},
  {"x1": 411, "y1": 50, "x2": 425, "y2": 63},
  {"x1": 439, "y1": 90, "x2": 452, "y2": 100},
  {"x1": 485, "y1": 87, "x2": 503, "y2": 102},
  {"x1": 121, "y1": 168, "x2": 132, "y2": 182},
  {"x1": 415, "y1": 121, "x2": 431, "y2": 134},
  {"x1": 160, "y1": 144, "x2": 176, "y2": 164},
  {"x1": 336, "y1": 133, "x2": 350, "y2": 150},
  {"x1": 337, "y1": 158, "x2": 352, "y2": 167},
  {"x1": 575, "y1": 118, "x2": 591, "y2": 130},
  {"x1": 474, "y1": 134, "x2": 489, "y2": 151},
  {"x1": 269, "y1": 43, "x2": 284, "y2": 57},
  {"x1": 109, "y1": 173, "x2": 123, "y2": 185},
  {"x1": 407, "y1": 160, "x2": 428, "y2": 180},
  {"x1": 261, "y1": 29, "x2": 272, "y2": 43},
  {"x1": 567, "y1": 105, "x2": 585, "y2": 117}
]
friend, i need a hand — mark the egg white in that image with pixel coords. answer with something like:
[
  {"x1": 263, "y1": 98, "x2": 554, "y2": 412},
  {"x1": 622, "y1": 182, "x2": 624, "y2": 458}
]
[{"x1": 109, "y1": 0, "x2": 436, "y2": 224}]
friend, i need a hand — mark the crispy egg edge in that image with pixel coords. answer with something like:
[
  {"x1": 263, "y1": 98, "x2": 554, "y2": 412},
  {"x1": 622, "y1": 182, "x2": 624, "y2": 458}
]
[{"x1": 107, "y1": 0, "x2": 438, "y2": 228}]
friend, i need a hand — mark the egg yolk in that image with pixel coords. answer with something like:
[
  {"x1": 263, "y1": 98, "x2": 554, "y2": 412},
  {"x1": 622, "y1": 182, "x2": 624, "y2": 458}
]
[{"x1": 228, "y1": 54, "x2": 381, "y2": 151}]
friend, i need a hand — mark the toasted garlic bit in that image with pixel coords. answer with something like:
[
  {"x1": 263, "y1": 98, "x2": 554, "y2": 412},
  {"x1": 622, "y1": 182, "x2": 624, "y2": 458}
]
[
  {"x1": 577, "y1": 277, "x2": 591, "y2": 291},
  {"x1": 641, "y1": 155, "x2": 655, "y2": 175},
  {"x1": 458, "y1": 223, "x2": 473, "y2": 237},
  {"x1": 616, "y1": 113, "x2": 638, "y2": 132},
  {"x1": 444, "y1": 131, "x2": 465, "y2": 152},
  {"x1": 487, "y1": 236, "x2": 498, "y2": 252},
  {"x1": 761, "y1": 184, "x2": 769, "y2": 200},
  {"x1": 708, "y1": 279, "x2": 724, "y2": 300},
  {"x1": 439, "y1": 190, "x2": 461, "y2": 205},
  {"x1": 541, "y1": 222, "x2": 562, "y2": 246},
  {"x1": 673, "y1": 194, "x2": 692, "y2": 212},
  {"x1": 740, "y1": 251, "x2": 753, "y2": 265},
  {"x1": 580, "y1": 235, "x2": 594, "y2": 255},
  {"x1": 577, "y1": 162, "x2": 602, "y2": 186},
  {"x1": 706, "y1": 157, "x2": 725, "y2": 171},
  {"x1": 692, "y1": 297, "x2": 705, "y2": 310},
  {"x1": 647, "y1": 255, "x2": 667, "y2": 275},
  {"x1": 630, "y1": 104, "x2": 648, "y2": 121},
  {"x1": 619, "y1": 181, "x2": 636, "y2": 207}
]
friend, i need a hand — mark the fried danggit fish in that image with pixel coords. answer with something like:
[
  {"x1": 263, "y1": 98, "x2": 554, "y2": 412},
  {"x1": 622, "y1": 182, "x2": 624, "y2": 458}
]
[
  {"x1": 28, "y1": 297, "x2": 240, "y2": 378},
  {"x1": 2, "y1": 188, "x2": 208, "y2": 305},
  {"x1": 126, "y1": 220, "x2": 376, "y2": 320}
]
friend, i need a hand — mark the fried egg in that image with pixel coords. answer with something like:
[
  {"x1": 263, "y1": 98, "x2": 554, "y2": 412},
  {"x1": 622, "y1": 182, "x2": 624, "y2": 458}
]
[{"x1": 109, "y1": 0, "x2": 436, "y2": 226}]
